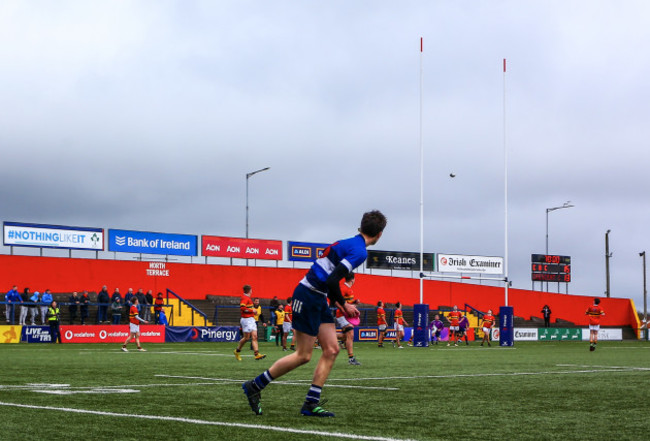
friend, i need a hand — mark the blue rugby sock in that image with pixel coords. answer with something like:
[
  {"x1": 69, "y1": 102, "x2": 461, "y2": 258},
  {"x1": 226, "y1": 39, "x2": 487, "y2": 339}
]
[
  {"x1": 305, "y1": 384, "x2": 322, "y2": 403},
  {"x1": 252, "y1": 369, "x2": 274, "y2": 391}
]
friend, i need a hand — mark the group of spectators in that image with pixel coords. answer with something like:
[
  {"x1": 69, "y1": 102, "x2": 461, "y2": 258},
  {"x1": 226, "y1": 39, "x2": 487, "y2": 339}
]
[{"x1": 3, "y1": 285, "x2": 167, "y2": 326}]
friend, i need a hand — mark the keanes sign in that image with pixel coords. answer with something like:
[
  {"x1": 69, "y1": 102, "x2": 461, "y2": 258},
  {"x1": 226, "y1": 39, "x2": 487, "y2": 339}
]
[{"x1": 367, "y1": 250, "x2": 434, "y2": 271}]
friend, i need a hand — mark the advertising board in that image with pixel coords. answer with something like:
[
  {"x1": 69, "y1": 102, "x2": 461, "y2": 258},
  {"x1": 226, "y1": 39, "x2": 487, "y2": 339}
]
[
  {"x1": 367, "y1": 250, "x2": 434, "y2": 271},
  {"x1": 4, "y1": 221, "x2": 103, "y2": 251},
  {"x1": 61, "y1": 325, "x2": 165, "y2": 343},
  {"x1": 202, "y1": 236, "x2": 282, "y2": 260},
  {"x1": 108, "y1": 229, "x2": 197, "y2": 256},
  {"x1": 287, "y1": 241, "x2": 330, "y2": 262},
  {"x1": 437, "y1": 253, "x2": 504, "y2": 274}
]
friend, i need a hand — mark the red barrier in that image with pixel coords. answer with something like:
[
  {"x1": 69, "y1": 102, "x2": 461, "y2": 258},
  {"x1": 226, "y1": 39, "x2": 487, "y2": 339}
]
[
  {"x1": 60, "y1": 325, "x2": 165, "y2": 343},
  {"x1": 0, "y1": 255, "x2": 638, "y2": 328}
]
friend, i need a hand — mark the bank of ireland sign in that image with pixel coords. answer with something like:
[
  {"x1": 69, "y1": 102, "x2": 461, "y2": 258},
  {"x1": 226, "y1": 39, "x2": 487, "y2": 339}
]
[{"x1": 108, "y1": 229, "x2": 197, "y2": 256}]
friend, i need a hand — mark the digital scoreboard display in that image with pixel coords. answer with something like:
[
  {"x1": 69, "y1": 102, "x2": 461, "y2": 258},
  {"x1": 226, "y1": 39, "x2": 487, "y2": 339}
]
[
  {"x1": 532, "y1": 273, "x2": 571, "y2": 282},
  {"x1": 531, "y1": 254, "x2": 571, "y2": 282}
]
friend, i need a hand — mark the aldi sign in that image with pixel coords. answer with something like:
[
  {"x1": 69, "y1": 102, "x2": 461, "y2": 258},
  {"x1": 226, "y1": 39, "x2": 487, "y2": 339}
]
[
  {"x1": 108, "y1": 229, "x2": 197, "y2": 256},
  {"x1": 4, "y1": 222, "x2": 104, "y2": 251},
  {"x1": 287, "y1": 241, "x2": 330, "y2": 262}
]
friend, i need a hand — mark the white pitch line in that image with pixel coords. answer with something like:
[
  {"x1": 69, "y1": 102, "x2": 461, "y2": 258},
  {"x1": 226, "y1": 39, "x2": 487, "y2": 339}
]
[
  {"x1": 323, "y1": 368, "x2": 649, "y2": 382},
  {"x1": 0, "y1": 401, "x2": 417, "y2": 441},
  {"x1": 557, "y1": 364, "x2": 650, "y2": 371},
  {"x1": 0, "y1": 382, "x2": 230, "y2": 391},
  {"x1": 154, "y1": 375, "x2": 399, "y2": 391}
]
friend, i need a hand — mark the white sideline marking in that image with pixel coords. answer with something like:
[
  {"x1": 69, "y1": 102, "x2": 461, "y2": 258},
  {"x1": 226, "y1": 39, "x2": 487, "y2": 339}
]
[
  {"x1": 154, "y1": 375, "x2": 399, "y2": 391},
  {"x1": 0, "y1": 401, "x2": 417, "y2": 441},
  {"x1": 324, "y1": 368, "x2": 649, "y2": 382},
  {"x1": 0, "y1": 382, "x2": 230, "y2": 391},
  {"x1": 557, "y1": 364, "x2": 650, "y2": 371}
]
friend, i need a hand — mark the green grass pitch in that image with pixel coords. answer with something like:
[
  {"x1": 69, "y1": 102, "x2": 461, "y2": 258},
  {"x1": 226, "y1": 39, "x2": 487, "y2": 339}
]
[{"x1": 1, "y1": 340, "x2": 648, "y2": 441}]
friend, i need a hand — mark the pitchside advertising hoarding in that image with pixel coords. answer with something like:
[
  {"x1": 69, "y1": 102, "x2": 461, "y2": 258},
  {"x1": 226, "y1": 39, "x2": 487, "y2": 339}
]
[
  {"x1": 287, "y1": 241, "x2": 330, "y2": 262},
  {"x1": 367, "y1": 250, "x2": 435, "y2": 271},
  {"x1": 437, "y1": 253, "x2": 504, "y2": 274},
  {"x1": 61, "y1": 325, "x2": 166, "y2": 343},
  {"x1": 108, "y1": 229, "x2": 197, "y2": 256},
  {"x1": 202, "y1": 235, "x2": 282, "y2": 260},
  {"x1": 3, "y1": 221, "x2": 104, "y2": 251}
]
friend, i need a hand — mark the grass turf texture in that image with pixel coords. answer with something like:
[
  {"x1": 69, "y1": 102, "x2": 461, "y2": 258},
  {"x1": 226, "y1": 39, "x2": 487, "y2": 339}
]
[{"x1": 1, "y1": 341, "x2": 648, "y2": 441}]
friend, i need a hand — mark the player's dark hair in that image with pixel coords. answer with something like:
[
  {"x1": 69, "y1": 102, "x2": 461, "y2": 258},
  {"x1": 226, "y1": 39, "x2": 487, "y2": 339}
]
[
  {"x1": 243, "y1": 285, "x2": 252, "y2": 293},
  {"x1": 286, "y1": 297, "x2": 292, "y2": 303},
  {"x1": 395, "y1": 302, "x2": 401, "y2": 308},
  {"x1": 360, "y1": 210, "x2": 387, "y2": 237},
  {"x1": 377, "y1": 301, "x2": 383, "y2": 307},
  {"x1": 594, "y1": 298, "x2": 600, "y2": 305},
  {"x1": 344, "y1": 272, "x2": 355, "y2": 283}
]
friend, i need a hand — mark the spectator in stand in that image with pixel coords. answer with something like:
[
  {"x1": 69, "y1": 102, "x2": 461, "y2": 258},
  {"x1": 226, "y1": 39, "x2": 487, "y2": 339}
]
[
  {"x1": 80, "y1": 291, "x2": 90, "y2": 324},
  {"x1": 40, "y1": 290, "x2": 53, "y2": 325},
  {"x1": 111, "y1": 288, "x2": 122, "y2": 303},
  {"x1": 135, "y1": 289, "x2": 147, "y2": 317},
  {"x1": 144, "y1": 290, "x2": 154, "y2": 322},
  {"x1": 47, "y1": 300, "x2": 62, "y2": 343},
  {"x1": 19, "y1": 287, "x2": 31, "y2": 326},
  {"x1": 68, "y1": 291, "x2": 80, "y2": 324},
  {"x1": 111, "y1": 297, "x2": 123, "y2": 325},
  {"x1": 541, "y1": 305, "x2": 552, "y2": 328},
  {"x1": 96, "y1": 286, "x2": 110, "y2": 324},
  {"x1": 124, "y1": 288, "x2": 135, "y2": 308},
  {"x1": 154, "y1": 292, "x2": 164, "y2": 324},
  {"x1": 29, "y1": 290, "x2": 40, "y2": 325},
  {"x1": 4, "y1": 285, "x2": 19, "y2": 324}
]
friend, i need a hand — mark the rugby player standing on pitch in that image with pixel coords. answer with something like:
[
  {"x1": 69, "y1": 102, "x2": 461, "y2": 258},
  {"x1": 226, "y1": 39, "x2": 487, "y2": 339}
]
[{"x1": 241, "y1": 210, "x2": 387, "y2": 417}]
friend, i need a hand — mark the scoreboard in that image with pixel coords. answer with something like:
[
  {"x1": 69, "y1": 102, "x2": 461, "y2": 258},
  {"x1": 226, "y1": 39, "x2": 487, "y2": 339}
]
[{"x1": 531, "y1": 254, "x2": 571, "y2": 283}]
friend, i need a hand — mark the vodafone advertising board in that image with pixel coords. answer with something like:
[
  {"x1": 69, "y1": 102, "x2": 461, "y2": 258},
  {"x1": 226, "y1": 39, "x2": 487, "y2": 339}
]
[
  {"x1": 61, "y1": 325, "x2": 165, "y2": 343},
  {"x1": 202, "y1": 236, "x2": 282, "y2": 260}
]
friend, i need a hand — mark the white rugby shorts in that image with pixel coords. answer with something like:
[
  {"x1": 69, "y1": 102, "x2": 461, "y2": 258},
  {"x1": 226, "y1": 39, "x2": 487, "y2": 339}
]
[
  {"x1": 336, "y1": 316, "x2": 352, "y2": 329},
  {"x1": 394, "y1": 323, "x2": 404, "y2": 332},
  {"x1": 449, "y1": 326, "x2": 460, "y2": 332},
  {"x1": 241, "y1": 317, "x2": 256, "y2": 333},
  {"x1": 129, "y1": 323, "x2": 140, "y2": 334},
  {"x1": 282, "y1": 321, "x2": 292, "y2": 333},
  {"x1": 589, "y1": 324, "x2": 600, "y2": 331},
  {"x1": 482, "y1": 327, "x2": 491, "y2": 335},
  {"x1": 378, "y1": 324, "x2": 387, "y2": 331}
]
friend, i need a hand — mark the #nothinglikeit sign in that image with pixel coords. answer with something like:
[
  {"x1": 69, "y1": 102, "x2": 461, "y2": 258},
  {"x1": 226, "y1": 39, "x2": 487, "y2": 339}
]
[
  {"x1": 108, "y1": 229, "x2": 197, "y2": 256},
  {"x1": 3, "y1": 221, "x2": 104, "y2": 251}
]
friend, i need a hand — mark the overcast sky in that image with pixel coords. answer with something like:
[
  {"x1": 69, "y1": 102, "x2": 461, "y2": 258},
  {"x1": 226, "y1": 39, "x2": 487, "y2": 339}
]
[{"x1": 1, "y1": 1, "x2": 649, "y2": 312}]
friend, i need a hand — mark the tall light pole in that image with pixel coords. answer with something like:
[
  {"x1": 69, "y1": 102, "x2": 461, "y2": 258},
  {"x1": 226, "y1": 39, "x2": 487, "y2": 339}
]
[
  {"x1": 245, "y1": 167, "x2": 270, "y2": 238},
  {"x1": 545, "y1": 201, "x2": 574, "y2": 254},
  {"x1": 605, "y1": 229, "x2": 612, "y2": 298},
  {"x1": 640, "y1": 251, "x2": 647, "y2": 339},
  {"x1": 545, "y1": 201, "x2": 574, "y2": 291}
]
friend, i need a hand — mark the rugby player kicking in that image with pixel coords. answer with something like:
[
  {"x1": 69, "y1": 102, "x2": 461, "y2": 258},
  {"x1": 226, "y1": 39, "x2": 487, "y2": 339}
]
[{"x1": 241, "y1": 210, "x2": 386, "y2": 417}]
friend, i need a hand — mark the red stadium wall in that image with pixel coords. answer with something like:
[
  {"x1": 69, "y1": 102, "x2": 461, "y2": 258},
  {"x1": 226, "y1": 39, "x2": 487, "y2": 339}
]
[{"x1": 0, "y1": 255, "x2": 637, "y2": 328}]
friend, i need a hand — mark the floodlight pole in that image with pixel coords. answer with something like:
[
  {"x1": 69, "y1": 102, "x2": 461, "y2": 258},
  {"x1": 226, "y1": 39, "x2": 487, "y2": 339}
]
[
  {"x1": 640, "y1": 251, "x2": 646, "y2": 338},
  {"x1": 545, "y1": 201, "x2": 574, "y2": 291},
  {"x1": 245, "y1": 167, "x2": 270, "y2": 239},
  {"x1": 605, "y1": 229, "x2": 612, "y2": 298}
]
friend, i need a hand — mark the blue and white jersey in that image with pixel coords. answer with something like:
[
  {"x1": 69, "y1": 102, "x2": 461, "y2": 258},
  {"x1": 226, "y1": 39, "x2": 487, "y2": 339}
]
[{"x1": 300, "y1": 234, "x2": 367, "y2": 295}]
